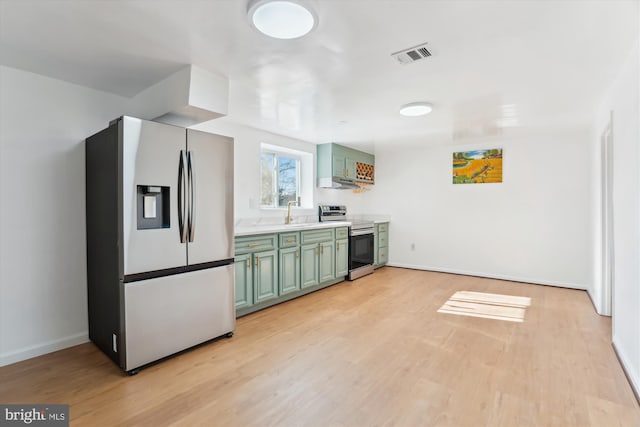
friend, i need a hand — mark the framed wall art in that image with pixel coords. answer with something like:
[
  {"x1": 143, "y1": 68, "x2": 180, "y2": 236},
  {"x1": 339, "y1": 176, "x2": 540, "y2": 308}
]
[{"x1": 453, "y1": 149, "x2": 503, "y2": 184}]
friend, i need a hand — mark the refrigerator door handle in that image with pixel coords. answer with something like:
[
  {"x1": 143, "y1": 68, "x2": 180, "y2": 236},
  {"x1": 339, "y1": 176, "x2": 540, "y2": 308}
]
[
  {"x1": 178, "y1": 150, "x2": 188, "y2": 243},
  {"x1": 187, "y1": 150, "x2": 196, "y2": 242}
]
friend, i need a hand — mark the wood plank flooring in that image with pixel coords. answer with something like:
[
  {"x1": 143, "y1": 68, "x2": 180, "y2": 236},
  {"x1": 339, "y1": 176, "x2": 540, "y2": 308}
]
[{"x1": 1, "y1": 267, "x2": 638, "y2": 426}]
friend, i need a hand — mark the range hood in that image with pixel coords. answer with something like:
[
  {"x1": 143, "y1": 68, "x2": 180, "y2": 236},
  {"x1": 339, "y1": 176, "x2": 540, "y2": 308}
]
[{"x1": 317, "y1": 176, "x2": 360, "y2": 190}]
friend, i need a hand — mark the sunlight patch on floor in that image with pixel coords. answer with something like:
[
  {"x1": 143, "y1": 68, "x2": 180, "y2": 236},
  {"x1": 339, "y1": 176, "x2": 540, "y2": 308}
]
[{"x1": 437, "y1": 291, "x2": 532, "y2": 322}]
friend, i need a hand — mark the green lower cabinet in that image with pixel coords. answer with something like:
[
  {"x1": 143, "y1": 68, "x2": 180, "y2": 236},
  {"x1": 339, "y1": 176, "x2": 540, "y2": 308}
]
[
  {"x1": 254, "y1": 249, "x2": 278, "y2": 304},
  {"x1": 301, "y1": 241, "x2": 335, "y2": 286},
  {"x1": 335, "y1": 238, "x2": 349, "y2": 278},
  {"x1": 378, "y1": 230, "x2": 388, "y2": 248},
  {"x1": 300, "y1": 243, "x2": 319, "y2": 288},
  {"x1": 319, "y1": 240, "x2": 336, "y2": 283},
  {"x1": 235, "y1": 226, "x2": 365, "y2": 316},
  {"x1": 279, "y1": 246, "x2": 300, "y2": 295},
  {"x1": 374, "y1": 222, "x2": 389, "y2": 268},
  {"x1": 378, "y1": 247, "x2": 388, "y2": 265},
  {"x1": 234, "y1": 254, "x2": 253, "y2": 309},
  {"x1": 373, "y1": 230, "x2": 379, "y2": 266}
]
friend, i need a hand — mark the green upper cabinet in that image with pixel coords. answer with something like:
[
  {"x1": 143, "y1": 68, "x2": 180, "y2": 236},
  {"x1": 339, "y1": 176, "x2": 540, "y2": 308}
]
[
  {"x1": 345, "y1": 157, "x2": 357, "y2": 180},
  {"x1": 318, "y1": 143, "x2": 375, "y2": 187},
  {"x1": 332, "y1": 154, "x2": 357, "y2": 180},
  {"x1": 332, "y1": 155, "x2": 347, "y2": 179}
]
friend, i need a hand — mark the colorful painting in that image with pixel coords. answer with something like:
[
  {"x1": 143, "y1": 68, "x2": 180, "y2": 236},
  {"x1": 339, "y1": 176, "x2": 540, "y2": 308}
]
[{"x1": 453, "y1": 149, "x2": 503, "y2": 184}]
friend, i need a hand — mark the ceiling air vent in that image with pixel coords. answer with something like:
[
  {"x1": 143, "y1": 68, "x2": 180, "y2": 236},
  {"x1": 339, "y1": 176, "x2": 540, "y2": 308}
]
[{"x1": 391, "y1": 42, "x2": 432, "y2": 65}]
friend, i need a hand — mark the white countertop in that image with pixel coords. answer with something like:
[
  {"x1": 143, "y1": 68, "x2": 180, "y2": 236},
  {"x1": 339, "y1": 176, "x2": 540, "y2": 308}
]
[
  {"x1": 235, "y1": 221, "x2": 352, "y2": 237},
  {"x1": 348, "y1": 214, "x2": 391, "y2": 224},
  {"x1": 371, "y1": 219, "x2": 390, "y2": 224}
]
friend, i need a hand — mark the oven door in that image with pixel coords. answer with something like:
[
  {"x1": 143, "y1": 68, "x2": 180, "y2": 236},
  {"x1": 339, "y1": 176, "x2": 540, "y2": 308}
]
[{"x1": 349, "y1": 231, "x2": 374, "y2": 271}]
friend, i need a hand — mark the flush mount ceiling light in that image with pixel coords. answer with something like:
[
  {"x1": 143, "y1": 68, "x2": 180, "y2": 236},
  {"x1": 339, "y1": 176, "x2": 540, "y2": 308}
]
[
  {"x1": 399, "y1": 102, "x2": 433, "y2": 117},
  {"x1": 248, "y1": 0, "x2": 317, "y2": 39}
]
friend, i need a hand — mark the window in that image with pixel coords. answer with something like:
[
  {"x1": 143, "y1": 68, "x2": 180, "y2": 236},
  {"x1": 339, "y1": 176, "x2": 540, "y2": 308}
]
[
  {"x1": 260, "y1": 150, "x2": 301, "y2": 208},
  {"x1": 260, "y1": 143, "x2": 313, "y2": 210}
]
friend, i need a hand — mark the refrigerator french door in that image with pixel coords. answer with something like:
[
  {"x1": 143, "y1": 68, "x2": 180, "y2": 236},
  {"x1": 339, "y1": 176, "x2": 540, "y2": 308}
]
[{"x1": 86, "y1": 116, "x2": 235, "y2": 373}]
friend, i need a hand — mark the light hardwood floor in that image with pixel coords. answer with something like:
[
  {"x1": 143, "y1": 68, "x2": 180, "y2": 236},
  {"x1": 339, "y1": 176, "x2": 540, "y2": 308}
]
[{"x1": 1, "y1": 267, "x2": 638, "y2": 426}]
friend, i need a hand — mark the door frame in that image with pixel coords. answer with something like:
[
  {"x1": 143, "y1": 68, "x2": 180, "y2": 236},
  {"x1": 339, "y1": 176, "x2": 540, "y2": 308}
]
[{"x1": 601, "y1": 112, "x2": 614, "y2": 318}]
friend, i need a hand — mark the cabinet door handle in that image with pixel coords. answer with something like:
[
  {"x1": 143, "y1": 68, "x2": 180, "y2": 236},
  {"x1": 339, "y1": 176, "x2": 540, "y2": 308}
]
[
  {"x1": 255, "y1": 256, "x2": 259, "y2": 267},
  {"x1": 337, "y1": 243, "x2": 339, "y2": 252},
  {"x1": 246, "y1": 258, "x2": 250, "y2": 270},
  {"x1": 296, "y1": 248, "x2": 300, "y2": 258},
  {"x1": 321, "y1": 244, "x2": 324, "y2": 255},
  {"x1": 248, "y1": 243, "x2": 258, "y2": 247},
  {"x1": 286, "y1": 238, "x2": 294, "y2": 243}
]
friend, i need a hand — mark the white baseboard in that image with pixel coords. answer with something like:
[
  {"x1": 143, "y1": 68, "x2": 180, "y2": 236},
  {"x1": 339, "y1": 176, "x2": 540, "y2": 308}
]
[
  {"x1": 612, "y1": 339, "x2": 640, "y2": 403},
  {"x1": 0, "y1": 332, "x2": 89, "y2": 367},
  {"x1": 386, "y1": 262, "x2": 587, "y2": 290},
  {"x1": 586, "y1": 288, "x2": 611, "y2": 316}
]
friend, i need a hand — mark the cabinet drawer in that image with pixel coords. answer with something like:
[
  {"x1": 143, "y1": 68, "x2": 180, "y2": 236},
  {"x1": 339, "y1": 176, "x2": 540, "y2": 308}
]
[
  {"x1": 378, "y1": 247, "x2": 388, "y2": 265},
  {"x1": 279, "y1": 232, "x2": 300, "y2": 248},
  {"x1": 235, "y1": 234, "x2": 277, "y2": 254},
  {"x1": 335, "y1": 227, "x2": 349, "y2": 239},
  {"x1": 377, "y1": 223, "x2": 388, "y2": 232},
  {"x1": 378, "y1": 230, "x2": 389, "y2": 248},
  {"x1": 301, "y1": 228, "x2": 335, "y2": 244}
]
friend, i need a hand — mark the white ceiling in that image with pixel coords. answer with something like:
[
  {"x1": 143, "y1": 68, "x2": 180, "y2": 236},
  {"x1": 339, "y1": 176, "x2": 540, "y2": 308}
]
[{"x1": 1, "y1": 0, "x2": 638, "y2": 146}]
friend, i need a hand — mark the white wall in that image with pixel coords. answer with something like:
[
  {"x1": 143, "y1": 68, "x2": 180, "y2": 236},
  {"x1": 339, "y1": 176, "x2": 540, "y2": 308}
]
[
  {"x1": 195, "y1": 119, "x2": 376, "y2": 222},
  {"x1": 0, "y1": 66, "x2": 128, "y2": 366},
  {"x1": 0, "y1": 67, "x2": 375, "y2": 366},
  {"x1": 1, "y1": 56, "x2": 634, "y2": 377},
  {"x1": 595, "y1": 38, "x2": 640, "y2": 397},
  {"x1": 371, "y1": 128, "x2": 594, "y2": 289},
  {"x1": 316, "y1": 183, "x2": 376, "y2": 216},
  {"x1": 0, "y1": 66, "x2": 600, "y2": 366}
]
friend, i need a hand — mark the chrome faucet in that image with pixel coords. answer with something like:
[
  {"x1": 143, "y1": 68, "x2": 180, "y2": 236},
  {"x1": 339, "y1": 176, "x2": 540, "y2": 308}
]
[{"x1": 286, "y1": 200, "x2": 297, "y2": 224}]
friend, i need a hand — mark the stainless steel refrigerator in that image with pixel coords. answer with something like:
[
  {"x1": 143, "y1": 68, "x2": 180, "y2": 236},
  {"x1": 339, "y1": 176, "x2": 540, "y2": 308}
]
[{"x1": 86, "y1": 116, "x2": 234, "y2": 374}]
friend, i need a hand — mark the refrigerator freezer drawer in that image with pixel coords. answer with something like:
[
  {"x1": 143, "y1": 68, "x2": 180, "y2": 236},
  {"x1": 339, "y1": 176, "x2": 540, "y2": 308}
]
[{"x1": 123, "y1": 265, "x2": 235, "y2": 371}]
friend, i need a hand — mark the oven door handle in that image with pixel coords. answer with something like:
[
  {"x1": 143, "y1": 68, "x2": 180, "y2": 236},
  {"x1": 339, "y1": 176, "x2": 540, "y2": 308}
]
[{"x1": 350, "y1": 229, "x2": 374, "y2": 236}]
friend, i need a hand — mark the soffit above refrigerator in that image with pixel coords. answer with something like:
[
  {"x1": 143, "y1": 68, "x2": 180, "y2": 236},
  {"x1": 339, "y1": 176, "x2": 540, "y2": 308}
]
[{"x1": 129, "y1": 65, "x2": 229, "y2": 128}]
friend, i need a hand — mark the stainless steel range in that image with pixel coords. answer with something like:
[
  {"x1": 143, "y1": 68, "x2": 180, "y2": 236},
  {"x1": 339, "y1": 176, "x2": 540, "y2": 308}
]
[{"x1": 319, "y1": 205, "x2": 375, "y2": 280}]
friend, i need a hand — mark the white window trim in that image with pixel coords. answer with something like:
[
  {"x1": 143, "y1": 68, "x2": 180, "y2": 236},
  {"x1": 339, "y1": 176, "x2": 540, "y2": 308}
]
[
  {"x1": 261, "y1": 150, "x2": 301, "y2": 209},
  {"x1": 260, "y1": 143, "x2": 312, "y2": 210}
]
